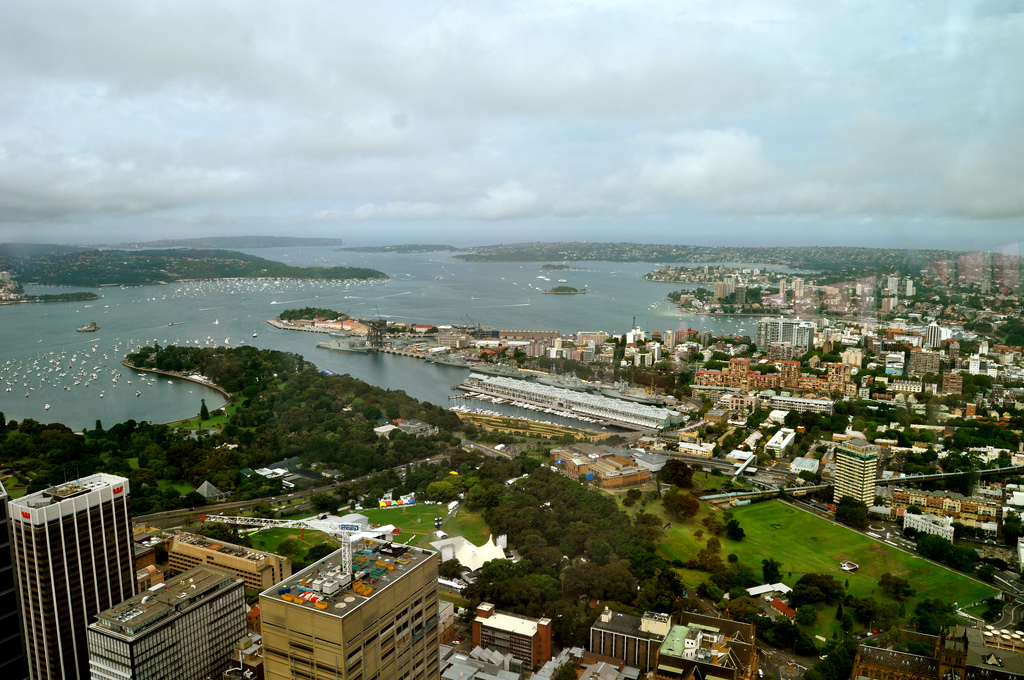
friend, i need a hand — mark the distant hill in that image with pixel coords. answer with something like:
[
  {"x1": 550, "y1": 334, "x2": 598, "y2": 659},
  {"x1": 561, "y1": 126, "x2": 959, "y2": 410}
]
[
  {"x1": 0, "y1": 248, "x2": 386, "y2": 286},
  {"x1": 336, "y1": 244, "x2": 460, "y2": 253},
  {"x1": 0, "y1": 243, "x2": 93, "y2": 257},
  {"x1": 107, "y1": 236, "x2": 346, "y2": 249}
]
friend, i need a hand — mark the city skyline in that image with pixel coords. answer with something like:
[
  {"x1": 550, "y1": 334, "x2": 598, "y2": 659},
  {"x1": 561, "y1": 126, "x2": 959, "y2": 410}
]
[{"x1": 0, "y1": 2, "x2": 1021, "y2": 249}]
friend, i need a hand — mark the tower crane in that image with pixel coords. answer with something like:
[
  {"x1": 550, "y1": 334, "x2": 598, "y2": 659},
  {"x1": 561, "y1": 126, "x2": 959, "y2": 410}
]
[{"x1": 198, "y1": 514, "x2": 399, "y2": 577}]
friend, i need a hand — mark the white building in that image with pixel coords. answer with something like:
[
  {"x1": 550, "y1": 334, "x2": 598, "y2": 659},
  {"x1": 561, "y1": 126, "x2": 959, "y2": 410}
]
[
  {"x1": 765, "y1": 428, "x2": 796, "y2": 457},
  {"x1": 903, "y1": 513, "x2": 955, "y2": 542}
]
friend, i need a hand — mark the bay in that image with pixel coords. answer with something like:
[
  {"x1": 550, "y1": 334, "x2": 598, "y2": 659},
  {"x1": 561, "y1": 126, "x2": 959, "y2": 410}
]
[{"x1": 0, "y1": 249, "x2": 794, "y2": 430}]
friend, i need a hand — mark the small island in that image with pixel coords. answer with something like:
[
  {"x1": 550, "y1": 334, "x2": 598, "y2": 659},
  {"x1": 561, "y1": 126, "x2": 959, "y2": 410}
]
[
  {"x1": 278, "y1": 307, "x2": 349, "y2": 321},
  {"x1": 543, "y1": 286, "x2": 586, "y2": 295},
  {"x1": 540, "y1": 263, "x2": 578, "y2": 271}
]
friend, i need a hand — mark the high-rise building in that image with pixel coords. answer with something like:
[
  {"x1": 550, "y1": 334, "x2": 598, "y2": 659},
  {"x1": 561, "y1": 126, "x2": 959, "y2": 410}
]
[
  {"x1": 904, "y1": 277, "x2": 915, "y2": 297},
  {"x1": 793, "y1": 278, "x2": 804, "y2": 300},
  {"x1": 8, "y1": 474, "x2": 134, "y2": 680},
  {"x1": 663, "y1": 330, "x2": 676, "y2": 350},
  {"x1": 930, "y1": 259, "x2": 950, "y2": 284},
  {"x1": 834, "y1": 439, "x2": 879, "y2": 506},
  {"x1": 0, "y1": 480, "x2": 29, "y2": 680},
  {"x1": 260, "y1": 539, "x2": 439, "y2": 680},
  {"x1": 87, "y1": 566, "x2": 245, "y2": 680},
  {"x1": 778, "y1": 279, "x2": 786, "y2": 302},
  {"x1": 755, "y1": 317, "x2": 815, "y2": 351}
]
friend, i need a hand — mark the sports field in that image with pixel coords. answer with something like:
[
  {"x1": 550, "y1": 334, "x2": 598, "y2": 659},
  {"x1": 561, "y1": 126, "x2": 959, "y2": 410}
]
[{"x1": 725, "y1": 501, "x2": 997, "y2": 609}]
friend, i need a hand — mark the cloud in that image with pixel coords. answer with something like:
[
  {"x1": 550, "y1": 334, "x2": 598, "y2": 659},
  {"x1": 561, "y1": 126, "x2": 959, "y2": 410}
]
[{"x1": 0, "y1": 0, "x2": 1020, "y2": 246}]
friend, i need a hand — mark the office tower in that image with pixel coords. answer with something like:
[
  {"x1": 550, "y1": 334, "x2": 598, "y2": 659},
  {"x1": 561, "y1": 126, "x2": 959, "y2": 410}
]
[
  {"x1": 834, "y1": 439, "x2": 879, "y2": 505},
  {"x1": 8, "y1": 474, "x2": 134, "y2": 680},
  {"x1": 886, "y1": 275, "x2": 899, "y2": 294},
  {"x1": 0, "y1": 480, "x2": 29, "y2": 680},
  {"x1": 925, "y1": 323, "x2": 942, "y2": 349},
  {"x1": 87, "y1": 566, "x2": 245, "y2": 680},
  {"x1": 778, "y1": 279, "x2": 786, "y2": 302},
  {"x1": 793, "y1": 278, "x2": 804, "y2": 300},
  {"x1": 755, "y1": 317, "x2": 815, "y2": 351},
  {"x1": 260, "y1": 539, "x2": 439, "y2": 680}
]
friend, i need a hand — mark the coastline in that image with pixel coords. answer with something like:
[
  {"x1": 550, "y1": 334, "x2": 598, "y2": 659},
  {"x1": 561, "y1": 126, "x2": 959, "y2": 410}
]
[{"x1": 120, "y1": 359, "x2": 233, "y2": 400}]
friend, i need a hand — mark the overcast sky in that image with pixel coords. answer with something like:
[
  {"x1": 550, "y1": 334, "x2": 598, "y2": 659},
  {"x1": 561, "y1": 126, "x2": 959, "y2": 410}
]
[{"x1": 0, "y1": 0, "x2": 1021, "y2": 250}]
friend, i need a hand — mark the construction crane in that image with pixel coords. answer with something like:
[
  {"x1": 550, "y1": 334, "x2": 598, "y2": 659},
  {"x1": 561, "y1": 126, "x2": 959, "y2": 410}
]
[{"x1": 198, "y1": 514, "x2": 398, "y2": 577}]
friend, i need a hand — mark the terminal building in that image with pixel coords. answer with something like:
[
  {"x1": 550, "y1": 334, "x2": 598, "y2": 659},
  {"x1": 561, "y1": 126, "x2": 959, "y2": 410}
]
[
  {"x1": 169, "y1": 531, "x2": 291, "y2": 590},
  {"x1": 462, "y1": 374, "x2": 682, "y2": 430},
  {"x1": 87, "y1": 566, "x2": 246, "y2": 680},
  {"x1": 260, "y1": 538, "x2": 439, "y2": 680}
]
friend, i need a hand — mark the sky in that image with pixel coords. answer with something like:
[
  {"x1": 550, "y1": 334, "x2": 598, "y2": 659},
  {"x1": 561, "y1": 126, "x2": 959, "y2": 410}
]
[{"x1": 0, "y1": 0, "x2": 1022, "y2": 251}]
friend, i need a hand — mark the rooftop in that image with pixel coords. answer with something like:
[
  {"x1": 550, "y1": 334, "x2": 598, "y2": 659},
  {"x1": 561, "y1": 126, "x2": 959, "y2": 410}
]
[
  {"x1": 93, "y1": 566, "x2": 240, "y2": 639},
  {"x1": 477, "y1": 609, "x2": 550, "y2": 637},
  {"x1": 261, "y1": 538, "x2": 435, "y2": 619},
  {"x1": 172, "y1": 531, "x2": 282, "y2": 564},
  {"x1": 11, "y1": 473, "x2": 129, "y2": 513}
]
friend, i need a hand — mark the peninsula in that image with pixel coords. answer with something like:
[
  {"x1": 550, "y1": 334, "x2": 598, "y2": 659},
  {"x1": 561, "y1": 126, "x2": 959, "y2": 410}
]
[{"x1": 0, "y1": 247, "x2": 387, "y2": 287}]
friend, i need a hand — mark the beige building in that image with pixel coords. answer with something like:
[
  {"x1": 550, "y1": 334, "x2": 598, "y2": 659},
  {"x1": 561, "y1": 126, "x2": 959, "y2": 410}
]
[
  {"x1": 168, "y1": 531, "x2": 291, "y2": 590},
  {"x1": 260, "y1": 539, "x2": 439, "y2": 680},
  {"x1": 834, "y1": 439, "x2": 879, "y2": 505}
]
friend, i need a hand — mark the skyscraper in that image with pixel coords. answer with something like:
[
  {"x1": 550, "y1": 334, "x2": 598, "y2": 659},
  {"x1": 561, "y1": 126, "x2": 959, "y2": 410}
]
[
  {"x1": 260, "y1": 539, "x2": 440, "y2": 680},
  {"x1": 0, "y1": 480, "x2": 29, "y2": 680},
  {"x1": 8, "y1": 474, "x2": 134, "y2": 680},
  {"x1": 834, "y1": 439, "x2": 879, "y2": 506}
]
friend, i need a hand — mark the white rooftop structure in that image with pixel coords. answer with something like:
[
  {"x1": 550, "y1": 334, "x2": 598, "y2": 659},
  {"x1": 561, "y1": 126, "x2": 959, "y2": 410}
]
[
  {"x1": 430, "y1": 535, "x2": 506, "y2": 571},
  {"x1": 789, "y1": 457, "x2": 820, "y2": 474},
  {"x1": 746, "y1": 583, "x2": 793, "y2": 597}
]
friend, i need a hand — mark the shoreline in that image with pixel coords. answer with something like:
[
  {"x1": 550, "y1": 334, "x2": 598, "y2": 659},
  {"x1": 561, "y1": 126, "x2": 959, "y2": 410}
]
[
  {"x1": 0, "y1": 294, "x2": 103, "y2": 306},
  {"x1": 120, "y1": 359, "x2": 233, "y2": 401}
]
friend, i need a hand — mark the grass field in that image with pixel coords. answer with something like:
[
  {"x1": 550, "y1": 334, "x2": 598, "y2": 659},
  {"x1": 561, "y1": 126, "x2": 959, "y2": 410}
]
[
  {"x1": 653, "y1": 499, "x2": 997, "y2": 638},
  {"x1": 157, "y1": 479, "x2": 195, "y2": 495},
  {"x1": 725, "y1": 501, "x2": 997, "y2": 613},
  {"x1": 357, "y1": 504, "x2": 492, "y2": 546},
  {"x1": 249, "y1": 527, "x2": 337, "y2": 558}
]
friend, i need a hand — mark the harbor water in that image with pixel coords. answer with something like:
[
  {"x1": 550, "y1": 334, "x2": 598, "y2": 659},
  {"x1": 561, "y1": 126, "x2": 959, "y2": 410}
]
[{"x1": 0, "y1": 249, "x2": 790, "y2": 430}]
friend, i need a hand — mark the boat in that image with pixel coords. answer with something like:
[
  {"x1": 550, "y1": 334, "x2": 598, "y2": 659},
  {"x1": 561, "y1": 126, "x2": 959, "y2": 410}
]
[
  {"x1": 213, "y1": 319, "x2": 219, "y2": 325},
  {"x1": 76, "y1": 321, "x2": 100, "y2": 333},
  {"x1": 168, "y1": 321, "x2": 185, "y2": 326},
  {"x1": 136, "y1": 391, "x2": 141, "y2": 396},
  {"x1": 44, "y1": 404, "x2": 50, "y2": 410},
  {"x1": 316, "y1": 335, "x2": 379, "y2": 353},
  {"x1": 253, "y1": 331, "x2": 258, "y2": 338}
]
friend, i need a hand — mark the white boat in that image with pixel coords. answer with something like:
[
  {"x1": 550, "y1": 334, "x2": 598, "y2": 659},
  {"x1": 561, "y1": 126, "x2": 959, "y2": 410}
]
[
  {"x1": 45, "y1": 404, "x2": 50, "y2": 410},
  {"x1": 253, "y1": 331, "x2": 258, "y2": 338}
]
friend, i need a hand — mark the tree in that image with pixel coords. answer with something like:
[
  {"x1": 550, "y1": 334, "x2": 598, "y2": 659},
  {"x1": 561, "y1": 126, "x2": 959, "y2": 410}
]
[
  {"x1": 661, "y1": 459, "x2": 694, "y2": 488},
  {"x1": 439, "y1": 558, "x2": 464, "y2": 579},
  {"x1": 199, "y1": 398, "x2": 209, "y2": 420},
  {"x1": 796, "y1": 605, "x2": 818, "y2": 626},
  {"x1": 553, "y1": 663, "x2": 577, "y2": 680},
  {"x1": 878, "y1": 572, "x2": 915, "y2": 600},
  {"x1": 762, "y1": 558, "x2": 782, "y2": 584},
  {"x1": 726, "y1": 519, "x2": 745, "y2": 541},
  {"x1": 311, "y1": 493, "x2": 336, "y2": 513},
  {"x1": 277, "y1": 538, "x2": 300, "y2": 556},
  {"x1": 834, "y1": 496, "x2": 869, "y2": 529},
  {"x1": 664, "y1": 486, "x2": 700, "y2": 519},
  {"x1": 306, "y1": 542, "x2": 337, "y2": 563}
]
